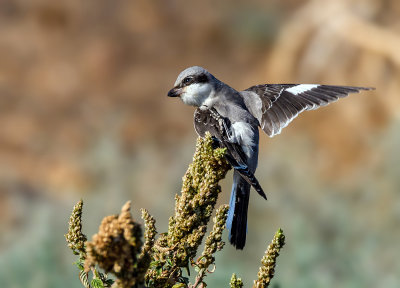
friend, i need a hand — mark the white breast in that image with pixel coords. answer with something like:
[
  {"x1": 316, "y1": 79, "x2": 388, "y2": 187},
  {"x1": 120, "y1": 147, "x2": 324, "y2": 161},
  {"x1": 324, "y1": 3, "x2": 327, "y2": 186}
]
[{"x1": 181, "y1": 83, "x2": 213, "y2": 107}]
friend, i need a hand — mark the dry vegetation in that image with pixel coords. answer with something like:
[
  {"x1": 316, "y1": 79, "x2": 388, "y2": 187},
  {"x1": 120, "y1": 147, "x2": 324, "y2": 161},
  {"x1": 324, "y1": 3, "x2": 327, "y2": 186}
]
[
  {"x1": 65, "y1": 135, "x2": 285, "y2": 288},
  {"x1": 1, "y1": 0, "x2": 399, "y2": 287}
]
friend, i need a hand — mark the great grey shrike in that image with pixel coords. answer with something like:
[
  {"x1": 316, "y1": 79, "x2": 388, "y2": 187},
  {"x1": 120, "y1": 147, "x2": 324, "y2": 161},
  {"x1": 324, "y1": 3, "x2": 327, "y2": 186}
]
[{"x1": 167, "y1": 66, "x2": 372, "y2": 249}]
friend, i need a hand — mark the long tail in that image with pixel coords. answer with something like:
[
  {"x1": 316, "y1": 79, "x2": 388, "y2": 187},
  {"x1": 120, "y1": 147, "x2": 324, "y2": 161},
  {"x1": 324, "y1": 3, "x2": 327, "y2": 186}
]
[
  {"x1": 234, "y1": 164, "x2": 267, "y2": 200},
  {"x1": 227, "y1": 171, "x2": 251, "y2": 250}
]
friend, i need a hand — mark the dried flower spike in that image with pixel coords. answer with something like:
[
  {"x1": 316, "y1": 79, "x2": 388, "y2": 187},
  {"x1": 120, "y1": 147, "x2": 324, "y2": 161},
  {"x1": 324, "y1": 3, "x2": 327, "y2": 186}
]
[
  {"x1": 200, "y1": 204, "x2": 229, "y2": 266},
  {"x1": 253, "y1": 228, "x2": 285, "y2": 288},
  {"x1": 65, "y1": 199, "x2": 87, "y2": 258},
  {"x1": 146, "y1": 133, "x2": 230, "y2": 287},
  {"x1": 85, "y1": 201, "x2": 143, "y2": 288},
  {"x1": 230, "y1": 273, "x2": 244, "y2": 288},
  {"x1": 191, "y1": 204, "x2": 229, "y2": 287},
  {"x1": 137, "y1": 208, "x2": 157, "y2": 281}
]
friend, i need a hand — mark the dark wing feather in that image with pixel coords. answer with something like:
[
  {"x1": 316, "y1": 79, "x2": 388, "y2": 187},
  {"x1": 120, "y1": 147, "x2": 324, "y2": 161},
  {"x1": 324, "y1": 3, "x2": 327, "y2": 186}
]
[
  {"x1": 243, "y1": 84, "x2": 373, "y2": 137},
  {"x1": 194, "y1": 108, "x2": 267, "y2": 199}
]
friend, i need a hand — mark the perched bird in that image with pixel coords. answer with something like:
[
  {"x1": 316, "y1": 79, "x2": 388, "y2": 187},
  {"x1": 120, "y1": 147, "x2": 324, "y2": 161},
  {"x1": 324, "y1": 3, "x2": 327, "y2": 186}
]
[{"x1": 167, "y1": 66, "x2": 373, "y2": 249}]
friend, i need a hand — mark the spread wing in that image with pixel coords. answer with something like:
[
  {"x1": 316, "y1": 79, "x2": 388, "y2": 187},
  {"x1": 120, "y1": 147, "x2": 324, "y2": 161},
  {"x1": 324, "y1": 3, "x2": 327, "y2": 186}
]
[
  {"x1": 242, "y1": 84, "x2": 374, "y2": 137},
  {"x1": 194, "y1": 108, "x2": 267, "y2": 199}
]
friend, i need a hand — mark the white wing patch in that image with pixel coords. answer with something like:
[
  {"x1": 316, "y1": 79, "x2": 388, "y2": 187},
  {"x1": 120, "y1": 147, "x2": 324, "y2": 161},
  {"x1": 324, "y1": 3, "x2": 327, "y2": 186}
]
[
  {"x1": 286, "y1": 84, "x2": 319, "y2": 95},
  {"x1": 229, "y1": 122, "x2": 256, "y2": 147}
]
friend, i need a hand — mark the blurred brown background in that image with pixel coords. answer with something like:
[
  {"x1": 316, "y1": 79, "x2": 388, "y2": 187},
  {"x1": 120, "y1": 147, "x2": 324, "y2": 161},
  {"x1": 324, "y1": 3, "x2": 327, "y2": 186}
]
[{"x1": 0, "y1": 0, "x2": 399, "y2": 287}]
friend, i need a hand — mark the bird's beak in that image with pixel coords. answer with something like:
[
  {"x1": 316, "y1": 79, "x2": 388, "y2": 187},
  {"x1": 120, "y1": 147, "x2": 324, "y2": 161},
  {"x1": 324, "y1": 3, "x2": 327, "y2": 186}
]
[{"x1": 167, "y1": 87, "x2": 182, "y2": 97}]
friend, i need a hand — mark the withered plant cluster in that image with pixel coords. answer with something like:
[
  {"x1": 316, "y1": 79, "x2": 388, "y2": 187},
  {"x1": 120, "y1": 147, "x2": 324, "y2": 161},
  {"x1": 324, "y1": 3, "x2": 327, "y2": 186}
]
[{"x1": 65, "y1": 133, "x2": 285, "y2": 288}]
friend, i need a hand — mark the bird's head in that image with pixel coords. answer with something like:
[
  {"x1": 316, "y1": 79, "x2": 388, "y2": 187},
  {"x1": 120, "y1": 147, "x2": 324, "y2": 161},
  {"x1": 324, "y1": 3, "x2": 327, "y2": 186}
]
[{"x1": 167, "y1": 66, "x2": 216, "y2": 107}]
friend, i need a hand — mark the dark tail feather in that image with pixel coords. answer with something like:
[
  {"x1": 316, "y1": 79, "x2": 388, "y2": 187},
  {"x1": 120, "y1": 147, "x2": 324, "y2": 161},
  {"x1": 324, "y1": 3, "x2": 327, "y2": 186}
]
[
  {"x1": 227, "y1": 171, "x2": 251, "y2": 250},
  {"x1": 234, "y1": 165, "x2": 267, "y2": 200},
  {"x1": 223, "y1": 149, "x2": 267, "y2": 200}
]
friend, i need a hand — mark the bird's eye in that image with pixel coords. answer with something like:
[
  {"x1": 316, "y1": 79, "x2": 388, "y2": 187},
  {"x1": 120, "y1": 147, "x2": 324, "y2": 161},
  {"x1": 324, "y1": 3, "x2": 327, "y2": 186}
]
[{"x1": 183, "y1": 77, "x2": 192, "y2": 84}]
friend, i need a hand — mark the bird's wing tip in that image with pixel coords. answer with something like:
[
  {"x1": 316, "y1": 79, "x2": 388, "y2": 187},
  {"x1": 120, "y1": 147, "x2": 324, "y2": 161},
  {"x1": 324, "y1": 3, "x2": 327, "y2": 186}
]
[{"x1": 357, "y1": 86, "x2": 375, "y2": 91}]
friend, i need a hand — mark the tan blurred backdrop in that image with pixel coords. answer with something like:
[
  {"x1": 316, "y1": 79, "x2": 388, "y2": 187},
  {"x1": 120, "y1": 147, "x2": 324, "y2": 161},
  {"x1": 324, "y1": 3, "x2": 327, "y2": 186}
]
[{"x1": 0, "y1": 0, "x2": 399, "y2": 287}]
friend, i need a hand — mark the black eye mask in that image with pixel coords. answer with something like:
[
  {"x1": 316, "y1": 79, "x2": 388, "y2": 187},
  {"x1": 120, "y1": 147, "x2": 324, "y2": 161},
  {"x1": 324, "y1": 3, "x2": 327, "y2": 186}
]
[{"x1": 181, "y1": 73, "x2": 208, "y2": 88}]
